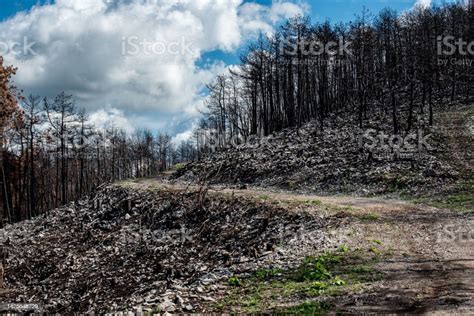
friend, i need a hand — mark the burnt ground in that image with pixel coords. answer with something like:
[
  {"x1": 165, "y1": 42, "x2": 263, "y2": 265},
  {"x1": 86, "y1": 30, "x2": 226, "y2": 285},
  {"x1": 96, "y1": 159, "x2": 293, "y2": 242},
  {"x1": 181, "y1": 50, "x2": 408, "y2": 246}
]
[
  {"x1": 119, "y1": 179, "x2": 474, "y2": 314},
  {"x1": 0, "y1": 183, "x2": 331, "y2": 313},
  {"x1": 0, "y1": 179, "x2": 472, "y2": 314},
  {"x1": 329, "y1": 201, "x2": 474, "y2": 314},
  {"x1": 0, "y1": 104, "x2": 472, "y2": 314}
]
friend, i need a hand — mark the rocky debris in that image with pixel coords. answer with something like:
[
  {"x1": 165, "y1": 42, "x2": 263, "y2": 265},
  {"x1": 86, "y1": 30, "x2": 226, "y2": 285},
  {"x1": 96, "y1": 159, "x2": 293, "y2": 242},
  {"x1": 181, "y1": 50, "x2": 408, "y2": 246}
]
[
  {"x1": 175, "y1": 114, "x2": 459, "y2": 195},
  {"x1": 0, "y1": 184, "x2": 330, "y2": 313}
]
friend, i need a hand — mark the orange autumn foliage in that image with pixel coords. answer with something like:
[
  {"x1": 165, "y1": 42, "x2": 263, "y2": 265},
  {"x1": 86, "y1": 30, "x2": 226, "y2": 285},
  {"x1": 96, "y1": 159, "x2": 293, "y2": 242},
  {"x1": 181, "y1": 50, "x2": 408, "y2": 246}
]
[{"x1": 0, "y1": 56, "x2": 23, "y2": 147}]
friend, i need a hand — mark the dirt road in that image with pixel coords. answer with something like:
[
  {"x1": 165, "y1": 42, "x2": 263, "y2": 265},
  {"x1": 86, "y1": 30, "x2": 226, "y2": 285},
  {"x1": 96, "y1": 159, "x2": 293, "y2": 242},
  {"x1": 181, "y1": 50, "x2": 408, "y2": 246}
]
[{"x1": 120, "y1": 178, "x2": 474, "y2": 314}]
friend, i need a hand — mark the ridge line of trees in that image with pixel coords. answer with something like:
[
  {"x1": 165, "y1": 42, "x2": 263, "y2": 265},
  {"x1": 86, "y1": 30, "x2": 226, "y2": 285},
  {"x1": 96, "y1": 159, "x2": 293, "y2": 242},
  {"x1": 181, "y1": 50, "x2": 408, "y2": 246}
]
[
  {"x1": 195, "y1": 3, "x2": 473, "y2": 154},
  {"x1": 1, "y1": 3, "x2": 473, "y2": 224},
  {"x1": 1, "y1": 80, "x2": 196, "y2": 225}
]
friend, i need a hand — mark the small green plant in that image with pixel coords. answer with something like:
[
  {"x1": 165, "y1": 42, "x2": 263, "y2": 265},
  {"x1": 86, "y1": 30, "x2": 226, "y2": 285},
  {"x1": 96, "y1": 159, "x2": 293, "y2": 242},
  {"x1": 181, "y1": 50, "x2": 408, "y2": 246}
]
[
  {"x1": 330, "y1": 276, "x2": 346, "y2": 286},
  {"x1": 174, "y1": 162, "x2": 186, "y2": 170},
  {"x1": 284, "y1": 301, "x2": 331, "y2": 315},
  {"x1": 255, "y1": 268, "x2": 282, "y2": 280},
  {"x1": 349, "y1": 265, "x2": 373, "y2": 274},
  {"x1": 338, "y1": 244, "x2": 350, "y2": 253},
  {"x1": 228, "y1": 276, "x2": 242, "y2": 286},
  {"x1": 369, "y1": 246, "x2": 381, "y2": 255},
  {"x1": 304, "y1": 199, "x2": 322, "y2": 206},
  {"x1": 360, "y1": 213, "x2": 380, "y2": 221},
  {"x1": 302, "y1": 260, "x2": 330, "y2": 281},
  {"x1": 243, "y1": 296, "x2": 259, "y2": 307},
  {"x1": 371, "y1": 239, "x2": 382, "y2": 245},
  {"x1": 308, "y1": 281, "x2": 329, "y2": 294},
  {"x1": 293, "y1": 252, "x2": 341, "y2": 282}
]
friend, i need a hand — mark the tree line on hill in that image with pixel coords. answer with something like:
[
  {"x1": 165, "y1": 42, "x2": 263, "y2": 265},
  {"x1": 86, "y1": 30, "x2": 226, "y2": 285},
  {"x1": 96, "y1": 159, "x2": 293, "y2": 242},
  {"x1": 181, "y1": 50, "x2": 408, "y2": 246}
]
[
  {"x1": 195, "y1": 3, "x2": 473, "y2": 154},
  {"x1": 0, "y1": 58, "x2": 196, "y2": 225},
  {"x1": 1, "y1": 3, "x2": 473, "y2": 224}
]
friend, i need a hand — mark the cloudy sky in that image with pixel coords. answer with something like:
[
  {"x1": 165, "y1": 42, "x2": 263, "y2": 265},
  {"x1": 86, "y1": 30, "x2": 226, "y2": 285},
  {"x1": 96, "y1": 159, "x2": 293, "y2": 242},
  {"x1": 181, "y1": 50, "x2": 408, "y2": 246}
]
[{"x1": 0, "y1": 0, "x2": 456, "y2": 140}]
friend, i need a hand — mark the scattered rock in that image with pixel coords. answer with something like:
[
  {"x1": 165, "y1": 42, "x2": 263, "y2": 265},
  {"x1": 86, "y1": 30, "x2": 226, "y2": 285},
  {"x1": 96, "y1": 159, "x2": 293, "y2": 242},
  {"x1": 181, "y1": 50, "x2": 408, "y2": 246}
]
[
  {"x1": 159, "y1": 300, "x2": 176, "y2": 312},
  {"x1": 0, "y1": 184, "x2": 330, "y2": 313},
  {"x1": 175, "y1": 115, "x2": 458, "y2": 196}
]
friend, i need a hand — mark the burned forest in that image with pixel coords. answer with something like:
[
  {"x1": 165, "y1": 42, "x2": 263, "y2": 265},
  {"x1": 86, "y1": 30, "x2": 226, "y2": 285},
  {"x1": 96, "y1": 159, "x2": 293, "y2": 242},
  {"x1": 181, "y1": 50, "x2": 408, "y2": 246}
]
[{"x1": 0, "y1": 1, "x2": 473, "y2": 314}]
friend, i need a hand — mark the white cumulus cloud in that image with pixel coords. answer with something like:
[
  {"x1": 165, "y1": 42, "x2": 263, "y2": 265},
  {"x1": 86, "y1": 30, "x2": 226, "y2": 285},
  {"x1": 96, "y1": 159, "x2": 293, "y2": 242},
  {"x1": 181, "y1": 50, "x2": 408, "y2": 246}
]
[
  {"x1": 0, "y1": 0, "x2": 306, "y2": 133},
  {"x1": 414, "y1": 0, "x2": 432, "y2": 9}
]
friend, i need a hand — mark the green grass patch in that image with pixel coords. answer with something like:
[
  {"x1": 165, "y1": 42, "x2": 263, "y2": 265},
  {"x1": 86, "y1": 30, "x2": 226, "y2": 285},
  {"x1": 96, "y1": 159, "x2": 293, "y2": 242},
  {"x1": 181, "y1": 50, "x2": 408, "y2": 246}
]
[
  {"x1": 359, "y1": 213, "x2": 380, "y2": 221},
  {"x1": 215, "y1": 247, "x2": 385, "y2": 313},
  {"x1": 369, "y1": 246, "x2": 381, "y2": 255},
  {"x1": 404, "y1": 180, "x2": 474, "y2": 213},
  {"x1": 348, "y1": 265, "x2": 373, "y2": 274},
  {"x1": 255, "y1": 268, "x2": 282, "y2": 280},
  {"x1": 282, "y1": 198, "x2": 323, "y2": 207},
  {"x1": 337, "y1": 244, "x2": 350, "y2": 253},
  {"x1": 228, "y1": 276, "x2": 242, "y2": 287},
  {"x1": 280, "y1": 301, "x2": 332, "y2": 315},
  {"x1": 293, "y1": 252, "x2": 341, "y2": 282},
  {"x1": 304, "y1": 199, "x2": 323, "y2": 206},
  {"x1": 371, "y1": 239, "x2": 382, "y2": 245},
  {"x1": 173, "y1": 162, "x2": 187, "y2": 170}
]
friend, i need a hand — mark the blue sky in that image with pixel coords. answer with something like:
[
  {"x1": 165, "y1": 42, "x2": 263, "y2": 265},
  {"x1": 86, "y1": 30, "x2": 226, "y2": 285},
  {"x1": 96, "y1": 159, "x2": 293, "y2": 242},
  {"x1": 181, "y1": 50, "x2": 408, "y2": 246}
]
[
  {"x1": 0, "y1": 0, "x2": 50, "y2": 21},
  {"x1": 201, "y1": 0, "x2": 458, "y2": 66},
  {"x1": 1, "y1": 0, "x2": 456, "y2": 68},
  {"x1": 0, "y1": 0, "x2": 450, "y2": 22},
  {"x1": 0, "y1": 0, "x2": 457, "y2": 138},
  {"x1": 0, "y1": 0, "x2": 439, "y2": 66},
  {"x1": 199, "y1": 0, "x2": 421, "y2": 66}
]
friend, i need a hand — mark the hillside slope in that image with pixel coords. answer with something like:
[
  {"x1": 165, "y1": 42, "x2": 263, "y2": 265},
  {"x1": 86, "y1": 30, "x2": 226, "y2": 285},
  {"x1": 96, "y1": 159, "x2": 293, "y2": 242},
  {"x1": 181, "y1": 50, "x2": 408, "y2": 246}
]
[
  {"x1": 1, "y1": 181, "x2": 472, "y2": 314},
  {"x1": 0, "y1": 105, "x2": 472, "y2": 314},
  {"x1": 0, "y1": 184, "x2": 329, "y2": 313},
  {"x1": 176, "y1": 104, "x2": 473, "y2": 197}
]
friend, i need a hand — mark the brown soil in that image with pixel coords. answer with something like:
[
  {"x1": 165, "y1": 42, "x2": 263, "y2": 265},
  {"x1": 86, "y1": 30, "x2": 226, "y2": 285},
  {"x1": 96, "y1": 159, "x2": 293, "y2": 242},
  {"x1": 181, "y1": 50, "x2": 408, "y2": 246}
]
[{"x1": 121, "y1": 178, "x2": 474, "y2": 314}]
